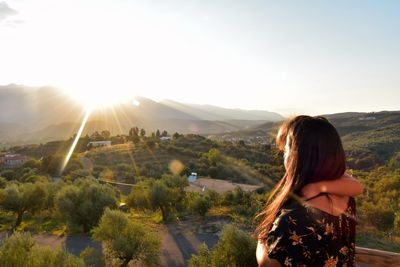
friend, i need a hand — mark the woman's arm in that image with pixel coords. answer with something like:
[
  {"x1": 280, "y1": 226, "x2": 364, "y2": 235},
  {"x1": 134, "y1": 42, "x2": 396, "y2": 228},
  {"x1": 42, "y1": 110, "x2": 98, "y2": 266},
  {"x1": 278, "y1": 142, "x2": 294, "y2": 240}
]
[
  {"x1": 257, "y1": 240, "x2": 282, "y2": 267},
  {"x1": 302, "y1": 173, "x2": 364, "y2": 199}
]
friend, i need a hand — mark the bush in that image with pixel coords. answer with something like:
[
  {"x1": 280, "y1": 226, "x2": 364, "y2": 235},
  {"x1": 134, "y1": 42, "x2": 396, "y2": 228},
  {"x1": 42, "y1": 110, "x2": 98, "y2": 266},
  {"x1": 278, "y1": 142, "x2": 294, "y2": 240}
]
[
  {"x1": 190, "y1": 194, "x2": 212, "y2": 218},
  {"x1": 1, "y1": 169, "x2": 15, "y2": 181}
]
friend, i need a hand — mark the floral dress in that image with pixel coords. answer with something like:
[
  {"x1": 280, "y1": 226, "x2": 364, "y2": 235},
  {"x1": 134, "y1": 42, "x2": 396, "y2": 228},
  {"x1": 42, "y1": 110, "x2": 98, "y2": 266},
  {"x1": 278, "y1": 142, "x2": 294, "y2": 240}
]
[{"x1": 266, "y1": 196, "x2": 356, "y2": 267}]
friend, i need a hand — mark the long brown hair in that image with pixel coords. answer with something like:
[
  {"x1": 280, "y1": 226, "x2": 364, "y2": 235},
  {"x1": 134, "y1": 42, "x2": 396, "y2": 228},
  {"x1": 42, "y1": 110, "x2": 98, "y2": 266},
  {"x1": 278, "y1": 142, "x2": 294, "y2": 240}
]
[{"x1": 256, "y1": 115, "x2": 346, "y2": 239}]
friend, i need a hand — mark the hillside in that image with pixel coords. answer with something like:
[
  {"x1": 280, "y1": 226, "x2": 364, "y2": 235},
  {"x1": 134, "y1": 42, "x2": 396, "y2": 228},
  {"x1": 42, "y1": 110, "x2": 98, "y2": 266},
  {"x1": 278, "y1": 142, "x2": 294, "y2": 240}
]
[
  {"x1": 0, "y1": 85, "x2": 283, "y2": 145},
  {"x1": 210, "y1": 111, "x2": 400, "y2": 170},
  {"x1": 82, "y1": 135, "x2": 280, "y2": 186}
]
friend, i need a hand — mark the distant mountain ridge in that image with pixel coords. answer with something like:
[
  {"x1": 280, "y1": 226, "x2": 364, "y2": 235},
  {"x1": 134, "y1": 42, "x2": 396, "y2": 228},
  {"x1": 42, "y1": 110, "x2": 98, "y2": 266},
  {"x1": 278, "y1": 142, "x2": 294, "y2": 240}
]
[
  {"x1": 160, "y1": 99, "x2": 283, "y2": 121},
  {"x1": 0, "y1": 85, "x2": 284, "y2": 144}
]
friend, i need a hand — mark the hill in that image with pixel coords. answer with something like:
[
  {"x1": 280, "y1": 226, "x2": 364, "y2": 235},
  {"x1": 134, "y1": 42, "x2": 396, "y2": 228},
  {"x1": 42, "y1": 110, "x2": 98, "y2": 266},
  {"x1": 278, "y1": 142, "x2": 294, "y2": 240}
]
[
  {"x1": 209, "y1": 111, "x2": 400, "y2": 170},
  {"x1": 0, "y1": 85, "x2": 283, "y2": 145}
]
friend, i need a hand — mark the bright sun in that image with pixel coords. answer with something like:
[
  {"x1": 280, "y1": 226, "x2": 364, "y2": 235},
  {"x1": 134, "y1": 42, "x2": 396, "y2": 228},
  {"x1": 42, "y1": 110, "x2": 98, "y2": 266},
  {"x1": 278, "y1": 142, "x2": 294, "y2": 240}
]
[{"x1": 60, "y1": 81, "x2": 137, "y2": 109}]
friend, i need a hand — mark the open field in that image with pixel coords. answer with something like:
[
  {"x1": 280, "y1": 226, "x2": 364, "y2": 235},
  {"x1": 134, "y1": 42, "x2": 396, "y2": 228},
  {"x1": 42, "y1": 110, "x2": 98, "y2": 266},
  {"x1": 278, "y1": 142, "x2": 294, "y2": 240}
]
[{"x1": 186, "y1": 177, "x2": 263, "y2": 193}]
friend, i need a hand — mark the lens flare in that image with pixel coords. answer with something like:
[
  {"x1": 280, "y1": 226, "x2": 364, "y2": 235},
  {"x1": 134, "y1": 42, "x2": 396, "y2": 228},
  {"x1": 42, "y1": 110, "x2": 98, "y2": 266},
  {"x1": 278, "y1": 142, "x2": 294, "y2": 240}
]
[
  {"x1": 60, "y1": 107, "x2": 92, "y2": 175},
  {"x1": 169, "y1": 159, "x2": 184, "y2": 175}
]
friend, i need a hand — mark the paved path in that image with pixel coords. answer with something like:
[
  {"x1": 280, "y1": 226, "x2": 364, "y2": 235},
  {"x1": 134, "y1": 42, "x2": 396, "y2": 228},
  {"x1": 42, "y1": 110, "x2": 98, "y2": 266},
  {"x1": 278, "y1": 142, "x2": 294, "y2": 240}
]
[
  {"x1": 0, "y1": 221, "x2": 219, "y2": 267},
  {"x1": 160, "y1": 222, "x2": 219, "y2": 267}
]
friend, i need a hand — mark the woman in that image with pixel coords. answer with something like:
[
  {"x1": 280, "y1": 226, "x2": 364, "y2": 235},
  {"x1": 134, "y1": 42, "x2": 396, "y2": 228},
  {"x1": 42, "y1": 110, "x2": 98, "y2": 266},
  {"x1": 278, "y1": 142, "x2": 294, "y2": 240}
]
[{"x1": 256, "y1": 115, "x2": 364, "y2": 267}]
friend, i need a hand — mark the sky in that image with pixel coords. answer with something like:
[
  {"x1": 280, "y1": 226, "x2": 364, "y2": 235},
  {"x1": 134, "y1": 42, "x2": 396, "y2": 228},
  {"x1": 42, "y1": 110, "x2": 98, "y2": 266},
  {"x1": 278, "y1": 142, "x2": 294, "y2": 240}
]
[{"x1": 0, "y1": 0, "x2": 399, "y2": 115}]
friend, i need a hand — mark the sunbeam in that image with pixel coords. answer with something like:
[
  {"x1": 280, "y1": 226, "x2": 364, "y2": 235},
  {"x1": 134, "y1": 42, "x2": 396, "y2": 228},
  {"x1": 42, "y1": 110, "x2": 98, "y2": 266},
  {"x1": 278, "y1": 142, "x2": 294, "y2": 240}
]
[{"x1": 60, "y1": 107, "x2": 92, "y2": 175}]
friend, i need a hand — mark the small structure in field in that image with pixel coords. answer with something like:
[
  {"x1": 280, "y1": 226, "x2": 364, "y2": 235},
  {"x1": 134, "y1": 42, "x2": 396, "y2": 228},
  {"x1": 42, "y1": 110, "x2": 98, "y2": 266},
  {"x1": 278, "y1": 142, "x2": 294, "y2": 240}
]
[
  {"x1": 160, "y1": 136, "x2": 172, "y2": 141},
  {"x1": 188, "y1": 172, "x2": 197, "y2": 183},
  {"x1": 87, "y1": 141, "x2": 112, "y2": 148}
]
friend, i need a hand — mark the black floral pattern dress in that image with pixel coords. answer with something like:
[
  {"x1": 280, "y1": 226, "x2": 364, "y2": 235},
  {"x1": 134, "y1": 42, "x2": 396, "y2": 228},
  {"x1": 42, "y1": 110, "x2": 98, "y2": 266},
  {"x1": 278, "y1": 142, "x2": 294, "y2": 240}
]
[{"x1": 266, "y1": 196, "x2": 356, "y2": 267}]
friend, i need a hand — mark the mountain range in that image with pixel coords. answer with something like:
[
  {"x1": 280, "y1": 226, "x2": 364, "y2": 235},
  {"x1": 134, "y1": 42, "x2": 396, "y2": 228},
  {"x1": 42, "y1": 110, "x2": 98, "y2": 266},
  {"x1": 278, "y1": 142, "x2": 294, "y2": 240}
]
[{"x1": 0, "y1": 85, "x2": 284, "y2": 145}]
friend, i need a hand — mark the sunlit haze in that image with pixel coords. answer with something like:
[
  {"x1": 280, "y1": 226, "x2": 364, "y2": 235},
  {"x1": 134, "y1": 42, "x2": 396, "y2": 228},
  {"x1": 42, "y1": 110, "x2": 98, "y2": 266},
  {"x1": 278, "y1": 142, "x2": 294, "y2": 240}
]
[{"x1": 1, "y1": 0, "x2": 400, "y2": 114}]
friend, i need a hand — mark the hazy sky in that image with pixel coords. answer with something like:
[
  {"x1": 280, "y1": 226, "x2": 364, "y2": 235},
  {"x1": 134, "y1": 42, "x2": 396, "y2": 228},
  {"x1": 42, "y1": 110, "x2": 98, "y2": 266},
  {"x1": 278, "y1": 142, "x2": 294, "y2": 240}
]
[{"x1": 1, "y1": 0, "x2": 399, "y2": 115}]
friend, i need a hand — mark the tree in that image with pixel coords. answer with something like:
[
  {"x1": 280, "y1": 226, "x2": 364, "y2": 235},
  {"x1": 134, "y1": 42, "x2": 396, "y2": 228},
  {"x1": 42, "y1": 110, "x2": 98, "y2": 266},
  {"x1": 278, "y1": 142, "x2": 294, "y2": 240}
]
[
  {"x1": 115, "y1": 164, "x2": 136, "y2": 184},
  {"x1": 92, "y1": 209, "x2": 161, "y2": 267},
  {"x1": 63, "y1": 169, "x2": 93, "y2": 182},
  {"x1": 129, "y1": 127, "x2": 141, "y2": 143},
  {"x1": 101, "y1": 130, "x2": 111, "y2": 140},
  {"x1": 190, "y1": 194, "x2": 212, "y2": 218},
  {"x1": 0, "y1": 232, "x2": 85, "y2": 267},
  {"x1": 203, "y1": 148, "x2": 223, "y2": 166},
  {"x1": 172, "y1": 132, "x2": 181, "y2": 139},
  {"x1": 238, "y1": 140, "x2": 246, "y2": 147},
  {"x1": 80, "y1": 247, "x2": 105, "y2": 267},
  {"x1": 145, "y1": 139, "x2": 156, "y2": 148},
  {"x1": 140, "y1": 128, "x2": 146, "y2": 137},
  {"x1": 149, "y1": 181, "x2": 171, "y2": 221},
  {"x1": 22, "y1": 159, "x2": 41, "y2": 169},
  {"x1": 126, "y1": 183, "x2": 151, "y2": 210},
  {"x1": 188, "y1": 243, "x2": 211, "y2": 267},
  {"x1": 188, "y1": 225, "x2": 257, "y2": 267},
  {"x1": 55, "y1": 179, "x2": 117, "y2": 233},
  {"x1": 156, "y1": 129, "x2": 161, "y2": 139},
  {"x1": 160, "y1": 174, "x2": 188, "y2": 212},
  {"x1": 132, "y1": 135, "x2": 140, "y2": 144},
  {"x1": 161, "y1": 130, "x2": 168, "y2": 137},
  {"x1": 0, "y1": 182, "x2": 49, "y2": 229},
  {"x1": 40, "y1": 155, "x2": 73, "y2": 176},
  {"x1": 129, "y1": 127, "x2": 139, "y2": 137},
  {"x1": 62, "y1": 157, "x2": 84, "y2": 175},
  {"x1": 127, "y1": 175, "x2": 188, "y2": 221},
  {"x1": 394, "y1": 212, "x2": 400, "y2": 234},
  {"x1": 90, "y1": 131, "x2": 104, "y2": 141}
]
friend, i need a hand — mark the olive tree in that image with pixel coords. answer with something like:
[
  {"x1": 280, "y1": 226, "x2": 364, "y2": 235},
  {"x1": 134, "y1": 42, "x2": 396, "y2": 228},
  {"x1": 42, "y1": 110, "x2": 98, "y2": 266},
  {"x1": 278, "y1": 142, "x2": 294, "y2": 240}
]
[
  {"x1": 55, "y1": 179, "x2": 117, "y2": 233},
  {"x1": 188, "y1": 225, "x2": 257, "y2": 267},
  {"x1": 0, "y1": 182, "x2": 49, "y2": 229},
  {"x1": 92, "y1": 208, "x2": 161, "y2": 267},
  {"x1": 0, "y1": 232, "x2": 85, "y2": 267}
]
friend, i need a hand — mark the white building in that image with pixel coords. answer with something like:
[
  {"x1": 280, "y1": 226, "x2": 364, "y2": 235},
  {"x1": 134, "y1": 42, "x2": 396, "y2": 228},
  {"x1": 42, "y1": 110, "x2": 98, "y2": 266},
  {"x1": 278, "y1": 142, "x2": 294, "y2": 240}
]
[
  {"x1": 2, "y1": 154, "x2": 29, "y2": 168},
  {"x1": 160, "y1": 136, "x2": 172, "y2": 141},
  {"x1": 87, "y1": 141, "x2": 112, "y2": 148}
]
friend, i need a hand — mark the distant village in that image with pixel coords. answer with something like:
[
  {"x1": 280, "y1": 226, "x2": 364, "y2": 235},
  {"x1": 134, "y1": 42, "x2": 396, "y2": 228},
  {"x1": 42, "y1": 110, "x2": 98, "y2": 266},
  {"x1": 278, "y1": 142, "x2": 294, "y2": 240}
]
[{"x1": 207, "y1": 134, "x2": 271, "y2": 146}]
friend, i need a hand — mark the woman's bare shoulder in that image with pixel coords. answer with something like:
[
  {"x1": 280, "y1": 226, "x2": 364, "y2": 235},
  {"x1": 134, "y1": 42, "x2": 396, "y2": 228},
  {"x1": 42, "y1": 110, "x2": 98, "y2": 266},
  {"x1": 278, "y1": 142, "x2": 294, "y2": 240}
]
[{"x1": 304, "y1": 194, "x2": 350, "y2": 216}]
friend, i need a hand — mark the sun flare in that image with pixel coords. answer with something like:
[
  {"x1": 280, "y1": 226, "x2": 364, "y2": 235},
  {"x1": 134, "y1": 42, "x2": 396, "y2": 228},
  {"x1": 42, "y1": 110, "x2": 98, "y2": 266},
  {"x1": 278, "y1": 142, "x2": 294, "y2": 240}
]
[{"x1": 61, "y1": 82, "x2": 137, "y2": 109}]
